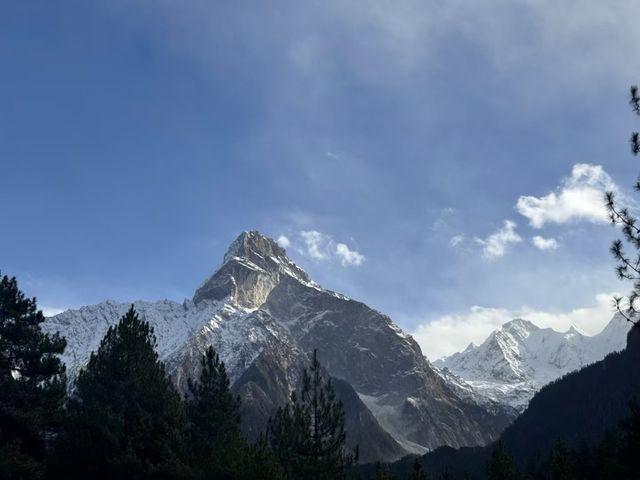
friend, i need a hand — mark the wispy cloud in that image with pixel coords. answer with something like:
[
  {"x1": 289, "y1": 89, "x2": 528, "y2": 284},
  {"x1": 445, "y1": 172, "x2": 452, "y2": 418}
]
[
  {"x1": 475, "y1": 220, "x2": 522, "y2": 259},
  {"x1": 532, "y1": 235, "x2": 559, "y2": 251},
  {"x1": 516, "y1": 163, "x2": 616, "y2": 228},
  {"x1": 449, "y1": 234, "x2": 465, "y2": 249},
  {"x1": 336, "y1": 243, "x2": 365, "y2": 266},
  {"x1": 281, "y1": 230, "x2": 365, "y2": 267},
  {"x1": 124, "y1": 1, "x2": 640, "y2": 95},
  {"x1": 431, "y1": 207, "x2": 456, "y2": 232},
  {"x1": 300, "y1": 230, "x2": 331, "y2": 260}
]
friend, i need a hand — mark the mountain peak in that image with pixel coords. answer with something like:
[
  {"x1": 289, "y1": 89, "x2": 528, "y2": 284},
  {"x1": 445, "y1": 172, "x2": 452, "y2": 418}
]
[
  {"x1": 463, "y1": 342, "x2": 478, "y2": 353},
  {"x1": 500, "y1": 318, "x2": 538, "y2": 336},
  {"x1": 193, "y1": 230, "x2": 315, "y2": 306},
  {"x1": 223, "y1": 231, "x2": 287, "y2": 265},
  {"x1": 505, "y1": 318, "x2": 537, "y2": 328},
  {"x1": 566, "y1": 325, "x2": 584, "y2": 336}
]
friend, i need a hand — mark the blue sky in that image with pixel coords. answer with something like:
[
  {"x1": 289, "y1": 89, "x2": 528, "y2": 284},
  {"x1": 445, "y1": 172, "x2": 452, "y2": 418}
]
[{"x1": 2, "y1": 1, "x2": 640, "y2": 358}]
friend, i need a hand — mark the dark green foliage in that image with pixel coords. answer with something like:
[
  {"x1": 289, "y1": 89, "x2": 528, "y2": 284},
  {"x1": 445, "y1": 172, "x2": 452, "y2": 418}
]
[
  {"x1": 523, "y1": 403, "x2": 640, "y2": 480},
  {"x1": 0, "y1": 274, "x2": 66, "y2": 480},
  {"x1": 267, "y1": 349, "x2": 355, "y2": 479},
  {"x1": 439, "y1": 468, "x2": 453, "y2": 480},
  {"x1": 629, "y1": 86, "x2": 640, "y2": 156},
  {"x1": 534, "y1": 440, "x2": 575, "y2": 480},
  {"x1": 408, "y1": 459, "x2": 431, "y2": 480},
  {"x1": 606, "y1": 85, "x2": 640, "y2": 322},
  {"x1": 486, "y1": 443, "x2": 518, "y2": 480},
  {"x1": 243, "y1": 435, "x2": 285, "y2": 480},
  {"x1": 616, "y1": 397, "x2": 640, "y2": 478},
  {"x1": 355, "y1": 446, "x2": 485, "y2": 480},
  {"x1": 187, "y1": 346, "x2": 242, "y2": 477},
  {"x1": 55, "y1": 306, "x2": 189, "y2": 479},
  {"x1": 186, "y1": 345, "x2": 271, "y2": 479},
  {"x1": 373, "y1": 461, "x2": 398, "y2": 479},
  {"x1": 374, "y1": 462, "x2": 389, "y2": 480},
  {"x1": 506, "y1": 339, "x2": 640, "y2": 460}
]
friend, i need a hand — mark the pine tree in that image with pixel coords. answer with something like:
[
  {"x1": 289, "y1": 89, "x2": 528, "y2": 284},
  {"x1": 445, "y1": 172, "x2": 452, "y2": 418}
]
[
  {"x1": 571, "y1": 441, "x2": 595, "y2": 480},
  {"x1": 54, "y1": 306, "x2": 189, "y2": 479},
  {"x1": 542, "y1": 440, "x2": 575, "y2": 480},
  {"x1": 606, "y1": 85, "x2": 640, "y2": 325},
  {"x1": 486, "y1": 442, "x2": 519, "y2": 480},
  {"x1": 439, "y1": 469, "x2": 452, "y2": 480},
  {"x1": 408, "y1": 459, "x2": 430, "y2": 480},
  {"x1": 602, "y1": 84, "x2": 640, "y2": 480},
  {"x1": 243, "y1": 435, "x2": 285, "y2": 480},
  {"x1": 617, "y1": 397, "x2": 640, "y2": 479},
  {"x1": 0, "y1": 274, "x2": 66, "y2": 480},
  {"x1": 267, "y1": 349, "x2": 355, "y2": 480},
  {"x1": 372, "y1": 461, "x2": 402, "y2": 480},
  {"x1": 186, "y1": 346, "x2": 245, "y2": 479},
  {"x1": 373, "y1": 462, "x2": 392, "y2": 480}
]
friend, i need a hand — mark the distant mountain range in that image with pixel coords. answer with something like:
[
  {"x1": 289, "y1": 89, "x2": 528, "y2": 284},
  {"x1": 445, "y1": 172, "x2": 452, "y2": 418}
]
[
  {"x1": 434, "y1": 315, "x2": 631, "y2": 411},
  {"x1": 358, "y1": 325, "x2": 640, "y2": 479},
  {"x1": 44, "y1": 231, "x2": 514, "y2": 463}
]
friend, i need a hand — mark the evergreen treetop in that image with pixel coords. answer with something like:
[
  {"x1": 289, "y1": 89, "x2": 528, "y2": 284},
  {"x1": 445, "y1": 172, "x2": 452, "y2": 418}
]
[
  {"x1": 606, "y1": 85, "x2": 640, "y2": 325},
  {"x1": 0, "y1": 273, "x2": 66, "y2": 480},
  {"x1": 186, "y1": 345, "x2": 244, "y2": 479},
  {"x1": 408, "y1": 459, "x2": 431, "y2": 480},
  {"x1": 56, "y1": 305, "x2": 189, "y2": 480},
  {"x1": 267, "y1": 349, "x2": 355, "y2": 480},
  {"x1": 486, "y1": 442, "x2": 518, "y2": 480}
]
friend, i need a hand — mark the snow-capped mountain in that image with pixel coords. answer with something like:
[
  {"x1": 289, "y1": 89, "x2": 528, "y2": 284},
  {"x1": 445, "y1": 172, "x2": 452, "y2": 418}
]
[
  {"x1": 44, "y1": 231, "x2": 514, "y2": 462},
  {"x1": 434, "y1": 316, "x2": 632, "y2": 411}
]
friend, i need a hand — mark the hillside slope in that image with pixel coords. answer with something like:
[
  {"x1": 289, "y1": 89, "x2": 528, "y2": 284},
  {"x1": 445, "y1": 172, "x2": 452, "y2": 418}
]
[{"x1": 375, "y1": 324, "x2": 640, "y2": 478}]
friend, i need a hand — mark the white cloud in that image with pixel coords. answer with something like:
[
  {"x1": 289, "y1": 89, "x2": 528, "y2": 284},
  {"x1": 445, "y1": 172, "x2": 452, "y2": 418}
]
[
  {"x1": 432, "y1": 207, "x2": 456, "y2": 232},
  {"x1": 516, "y1": 163, "x2": 616, "y2": 229},
  {"x1": 276, "y1": 235, "x2": 291, "y2": 249},
  {"x1": 300, "y1": 230, "x2": 331, "y2": 260},
  {"x1": 411, "y1": 292, "x2": 619, "y2": 360},
  {"x1": 532, "y1": 235, "x2": 559, "y2": 251},
  {"x1": 336, "y1": 243, "x2": 365, "y2": 266},
  {"x1": 449, "y1": 235, "x2": 465, "y2": 249},
  {"x1": 475, "y1": 220, "x2": 522, "y2": 259},
  {"x1": 298, "y1": 230, "x2": 365, "y2": 267},
  {"x1": 412, "y1": 306, "x2": 513, "y2": 361}
]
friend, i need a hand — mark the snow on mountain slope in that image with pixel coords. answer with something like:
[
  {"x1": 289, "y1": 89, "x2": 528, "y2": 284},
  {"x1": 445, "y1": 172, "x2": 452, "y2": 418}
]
[
  {"x1": 44, "y1": 231, "x2": 515, "y2": 462},
  {"x1": 44, "y1": 297, "x2": 283, "y2": 385},
  {"x1": 434, "y1": 315, "x2": 632, "y2": 411}
]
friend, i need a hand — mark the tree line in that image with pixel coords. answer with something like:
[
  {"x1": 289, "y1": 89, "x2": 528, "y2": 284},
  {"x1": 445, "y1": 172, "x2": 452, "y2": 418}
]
[
  {"x1": 0, "y1": 271, "x2": 538, "y2": 480},
  {"x1": 369, "y1": 398, "x2": 640, "y2": 480},
  {"x1": 18, "y1": 266, "x2": 639, "y2": 480},
  {"x1": 0, "y1": 274, "x2": 354, "y2": 480}
]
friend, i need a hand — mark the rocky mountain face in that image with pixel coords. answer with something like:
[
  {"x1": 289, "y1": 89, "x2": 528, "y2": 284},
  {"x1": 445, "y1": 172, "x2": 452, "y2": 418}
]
[
  {"x1": 434, "y1": 316, "x2": 631, "y2": 411},
  {"x1": 44, "y1": 231, "x2": 514, "y2": 462}
]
